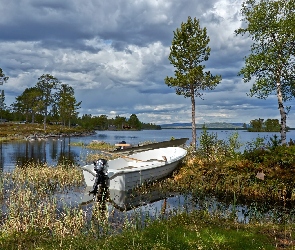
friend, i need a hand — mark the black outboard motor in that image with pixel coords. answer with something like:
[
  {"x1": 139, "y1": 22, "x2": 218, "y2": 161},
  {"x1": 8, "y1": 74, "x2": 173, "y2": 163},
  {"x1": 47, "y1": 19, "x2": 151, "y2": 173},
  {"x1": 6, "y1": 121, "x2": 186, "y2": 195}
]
[{"x1": 89, "y1": 158, "x2": 109, "y2": 195}]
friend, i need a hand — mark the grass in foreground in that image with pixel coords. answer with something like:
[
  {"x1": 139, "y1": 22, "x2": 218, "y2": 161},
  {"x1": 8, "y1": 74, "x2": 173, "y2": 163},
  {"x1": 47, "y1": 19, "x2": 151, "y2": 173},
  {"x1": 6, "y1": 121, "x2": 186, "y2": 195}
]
[{"x1": 0, "y1": 210, "x2": 282, "y2": 250}]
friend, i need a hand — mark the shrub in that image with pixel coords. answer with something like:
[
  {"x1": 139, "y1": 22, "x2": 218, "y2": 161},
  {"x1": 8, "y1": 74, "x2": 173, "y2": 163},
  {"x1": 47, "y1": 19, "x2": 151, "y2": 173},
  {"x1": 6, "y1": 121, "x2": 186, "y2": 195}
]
[
  {"x1": 196, "y1": 128, "x2": 242, "y2": 163},
  {"x1": 243, "y1": 135, "x2": 295, "y2": 169}
]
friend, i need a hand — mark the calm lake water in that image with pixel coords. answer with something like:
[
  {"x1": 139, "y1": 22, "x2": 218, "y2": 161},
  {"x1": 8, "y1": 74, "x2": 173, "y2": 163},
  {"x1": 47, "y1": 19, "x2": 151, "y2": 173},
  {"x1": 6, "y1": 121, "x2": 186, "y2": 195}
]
[{"x1": 1, "y1": 129, "x2": 295, "y2": 171}]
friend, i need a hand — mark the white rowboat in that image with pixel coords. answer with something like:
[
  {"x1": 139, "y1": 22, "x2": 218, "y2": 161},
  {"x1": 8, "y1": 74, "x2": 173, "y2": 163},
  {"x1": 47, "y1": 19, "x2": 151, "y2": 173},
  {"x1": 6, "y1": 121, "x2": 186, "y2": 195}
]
[{"x1": 80, "y1": 146, "x2": 187, "y2": 192}]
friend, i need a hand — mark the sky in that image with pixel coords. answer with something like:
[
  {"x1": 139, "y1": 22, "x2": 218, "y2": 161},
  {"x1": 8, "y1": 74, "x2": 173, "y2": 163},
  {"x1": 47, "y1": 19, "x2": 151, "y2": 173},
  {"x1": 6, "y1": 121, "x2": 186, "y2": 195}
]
[{"x1": 0, "y1": 0, "x2": 294, "y2": 126}]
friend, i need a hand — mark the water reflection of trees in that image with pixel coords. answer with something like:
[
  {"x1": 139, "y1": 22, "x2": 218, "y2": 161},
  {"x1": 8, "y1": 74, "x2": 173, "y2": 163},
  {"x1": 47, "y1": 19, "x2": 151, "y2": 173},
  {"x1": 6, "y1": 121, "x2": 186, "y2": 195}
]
[{"x1": 11, "y1": 137, "x2": 79, "y2": 167}]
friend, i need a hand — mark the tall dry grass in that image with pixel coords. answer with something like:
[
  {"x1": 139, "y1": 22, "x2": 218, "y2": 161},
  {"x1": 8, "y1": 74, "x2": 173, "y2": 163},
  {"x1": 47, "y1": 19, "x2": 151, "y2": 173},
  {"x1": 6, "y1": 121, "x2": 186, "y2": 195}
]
[{"x1": 1, "y1": 164, "x2": 88, "y2": 237}]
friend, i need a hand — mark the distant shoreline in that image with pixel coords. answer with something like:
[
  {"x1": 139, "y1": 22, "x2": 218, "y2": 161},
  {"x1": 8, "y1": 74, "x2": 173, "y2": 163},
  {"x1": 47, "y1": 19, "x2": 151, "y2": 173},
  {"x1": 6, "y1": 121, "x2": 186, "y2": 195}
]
[
  {"x1": 161, "y1": 127, "x2": 246, "y2": 130},
  {"x1": 160, "y1": 127, "x2": 295, "y2": 131}
]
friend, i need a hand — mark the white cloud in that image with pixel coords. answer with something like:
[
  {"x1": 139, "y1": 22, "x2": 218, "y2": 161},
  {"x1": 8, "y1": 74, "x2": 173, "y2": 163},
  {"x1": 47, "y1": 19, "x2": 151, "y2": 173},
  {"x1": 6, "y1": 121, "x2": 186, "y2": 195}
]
[{"x1": 0, "y1": 0, "x2": 294, "y2": 127}]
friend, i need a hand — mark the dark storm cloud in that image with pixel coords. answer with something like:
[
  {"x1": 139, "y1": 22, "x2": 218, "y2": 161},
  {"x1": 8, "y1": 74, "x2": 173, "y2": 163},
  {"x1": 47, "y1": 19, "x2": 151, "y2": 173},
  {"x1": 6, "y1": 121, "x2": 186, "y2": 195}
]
[{"x1": 0, "y1": 0, "x2": 217, "y2": 46}]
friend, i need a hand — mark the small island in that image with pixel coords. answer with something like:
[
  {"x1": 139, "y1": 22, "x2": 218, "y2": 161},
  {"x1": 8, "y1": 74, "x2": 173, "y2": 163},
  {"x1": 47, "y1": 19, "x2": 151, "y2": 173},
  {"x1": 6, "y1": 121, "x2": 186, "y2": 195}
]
[{"x1": 245, "y1": 118, "x2": 290, "y2": 132}]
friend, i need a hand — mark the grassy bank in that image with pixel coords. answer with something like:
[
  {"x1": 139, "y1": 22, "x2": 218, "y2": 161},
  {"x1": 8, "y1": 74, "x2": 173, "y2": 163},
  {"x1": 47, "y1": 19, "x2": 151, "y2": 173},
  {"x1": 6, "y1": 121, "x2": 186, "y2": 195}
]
[
  {"x1": 0, "y1": 123, "x2": 93, "y2": 142},
  {"x1": 165, "y1": 133, "x2": 295, "y2": 203}
]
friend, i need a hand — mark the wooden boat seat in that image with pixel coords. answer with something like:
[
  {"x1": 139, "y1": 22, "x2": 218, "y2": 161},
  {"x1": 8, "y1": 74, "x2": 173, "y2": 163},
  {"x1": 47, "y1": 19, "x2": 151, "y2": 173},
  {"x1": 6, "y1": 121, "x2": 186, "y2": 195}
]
[
  {"x1": 115, "y1": 144, "x2": 131, "y2": 147},
  {"x1": 118, "y1": 165, "x2": 138, "y2": 170},
  {"x1": 148, "y1": 158, "x2": 167, "y2": 162}
]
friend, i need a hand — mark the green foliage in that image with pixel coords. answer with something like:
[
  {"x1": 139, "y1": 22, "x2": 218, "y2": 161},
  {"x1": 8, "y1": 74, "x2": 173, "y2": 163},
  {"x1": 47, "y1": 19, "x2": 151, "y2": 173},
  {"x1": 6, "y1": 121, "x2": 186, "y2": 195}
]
[
  {"x1": 196, "y1": 128, "x2": 242, "y2": 162},
  {"x1": 55, "y1": 84, "x2": 81, "y2": 127},
  {"x1": 79, "y1": 113, "x2": 94, "y2": 129},
  {"x1": 36, "y1": 74, "x2": 60, "y2": 130},
  {"x1": 248, "y1": 118, "x2": 281, "y2": 132},
  {"x1": 244, "y1": 136, "x2": 266, "y2": 152},
  {"x1": 128, "y1": 114, "x2": 141, "y2": 130},
  {"x1": 140, "y1": 122, "x2": 161, "y2": 130},
  {"x1": 10, "y1": 74, "x2": 82, "y2": 128},
  {"x1": 235, "y1": 0, "x2": 295, "y2": 144},
  {"x1": 236, "y1": 0, "x2": 295, "y2": 99},
  {"x1": 267, "y1": 134, "x2": 281, "y2": 149},
  {"x1": 0, "y1": 68, "x2": 8, "y2": 119},
  {"x1": 12, "y1": 87, "x2": 43, "y2": 123},
  {"x1": 165, "y1": 16, "x2": 221, "y2": 148},
  {"x1": 112, "y1": 115, "x2": 126, "y2": 129},
  {"x1": 227, "y1": 132, "x2": 243, "y2": 158},
  {"x1": 90, "y1": 114, "x2": 108, "y2": 130},
  {"x1": 0, "y1": 68, "x2": 9, "y2": 84},
  {"x1": 197, "y1": 128, "x2": 225, "y2": 162},
  {"x1": 264, "y1": 119, "x2": 281, "y2": 132},
  {"x1": 77, "y1": 113, "x2": 159, "y2": 130},
  {"x1": 244, "y1": 141, "x2": 295, "y2": 169}
]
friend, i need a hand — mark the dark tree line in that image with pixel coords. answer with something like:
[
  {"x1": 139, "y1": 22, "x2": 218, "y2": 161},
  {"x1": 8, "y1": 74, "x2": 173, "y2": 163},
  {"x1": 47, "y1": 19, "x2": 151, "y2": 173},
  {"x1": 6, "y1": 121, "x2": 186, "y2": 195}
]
[{"x1": 77, "y1": 113, "x2": 161, "y2": 130}]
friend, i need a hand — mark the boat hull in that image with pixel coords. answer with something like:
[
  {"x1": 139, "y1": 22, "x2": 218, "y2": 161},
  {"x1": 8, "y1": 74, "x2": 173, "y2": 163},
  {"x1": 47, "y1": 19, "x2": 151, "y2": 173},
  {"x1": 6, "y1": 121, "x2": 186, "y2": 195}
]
[
  {"x1": 109, "y1": 158, "x2": 181, "y2": 190},
  {"x1": 80, "y1": 147, "x2": 186, "y2": 192}
]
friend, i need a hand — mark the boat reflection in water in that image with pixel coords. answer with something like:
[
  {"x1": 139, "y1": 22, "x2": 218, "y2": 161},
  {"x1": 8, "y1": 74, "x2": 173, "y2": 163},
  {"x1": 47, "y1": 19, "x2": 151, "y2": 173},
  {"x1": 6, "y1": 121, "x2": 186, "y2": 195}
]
[
  {"x1": 81, "y1": 185, "x2": 169, "y2": 212},
  {"x1": 81, "y1": 184, "x2": 173, "y2": 229}
]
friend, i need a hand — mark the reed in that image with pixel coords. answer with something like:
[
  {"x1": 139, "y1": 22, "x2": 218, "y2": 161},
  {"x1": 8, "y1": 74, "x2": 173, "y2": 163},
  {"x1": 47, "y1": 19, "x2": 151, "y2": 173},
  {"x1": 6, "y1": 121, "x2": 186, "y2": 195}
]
[
  {"x1": 2, "y1": 189, "x2": 86, "y2": 237},
  {"x1": 1, "y1": 164, "x2": 86, "y2": 237},
  {"x1": 84, "y1": 152, "x2": 117, "y2": 163},
  {"x1": 0, "y1": 162, "x2": 121, "y2": 245},
  {"x1": 0, "y1": 172, "x2": 3, "y2": 198},
  {"x1": 71, "y1": 140, "x2": 116, "y2": 151},
  {"x1": 12, "y1": 163, "x2": 84, "y2": 188}
]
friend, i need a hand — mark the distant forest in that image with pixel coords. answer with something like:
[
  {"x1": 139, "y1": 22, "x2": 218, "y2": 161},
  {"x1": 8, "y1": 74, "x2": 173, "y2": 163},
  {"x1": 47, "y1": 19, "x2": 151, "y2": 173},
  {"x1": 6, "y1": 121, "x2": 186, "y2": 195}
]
[
  {"x1": 0, "y1": 109, "x2": 161, "y2": 131},
  {"x1": 76, "y1": 114, "x2": 161, "y2": 130}
]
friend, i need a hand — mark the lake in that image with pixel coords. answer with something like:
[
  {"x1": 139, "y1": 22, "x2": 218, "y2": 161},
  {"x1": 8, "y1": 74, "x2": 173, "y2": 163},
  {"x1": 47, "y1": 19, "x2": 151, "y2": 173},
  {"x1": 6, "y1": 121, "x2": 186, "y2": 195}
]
[{"x1": 1, "y1": 128, "x2": 295, "y2": 171}]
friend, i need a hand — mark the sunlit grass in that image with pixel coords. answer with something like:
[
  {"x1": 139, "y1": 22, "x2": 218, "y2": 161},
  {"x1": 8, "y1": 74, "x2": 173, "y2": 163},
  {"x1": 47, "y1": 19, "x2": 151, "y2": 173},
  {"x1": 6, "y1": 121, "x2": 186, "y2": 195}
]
[
  {"x1": 1, "y1": 173, "x2": 86, "y2": 242},
  {"x1": 0, "y1": 210, "x2": 281, "y2": 249},
  {"x1": 71, "y1": 139, "x2": 159, "y2": 152},
  {"x1": 11, "y1": 163, "x2": 84, "y2": 188},
  {"x1": 154, "y1": 145, "x2": 295, "y2": 203}
]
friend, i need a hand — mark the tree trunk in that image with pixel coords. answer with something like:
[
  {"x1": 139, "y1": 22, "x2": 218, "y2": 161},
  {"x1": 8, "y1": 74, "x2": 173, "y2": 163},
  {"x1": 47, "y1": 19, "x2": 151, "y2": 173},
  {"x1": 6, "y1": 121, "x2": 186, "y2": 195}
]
[
  {"x1": 43, "y1": 107, "x2": 47, "y2": 131},
  {"x1": 32, "y1": 112, "x2": 35, "y2": 123},
  {"x1": 277, "y1": 81, "x2": 287, "y2": 145},
  {"x1": 191, "y1": 91, "x2": 196, "y2": 149}
]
